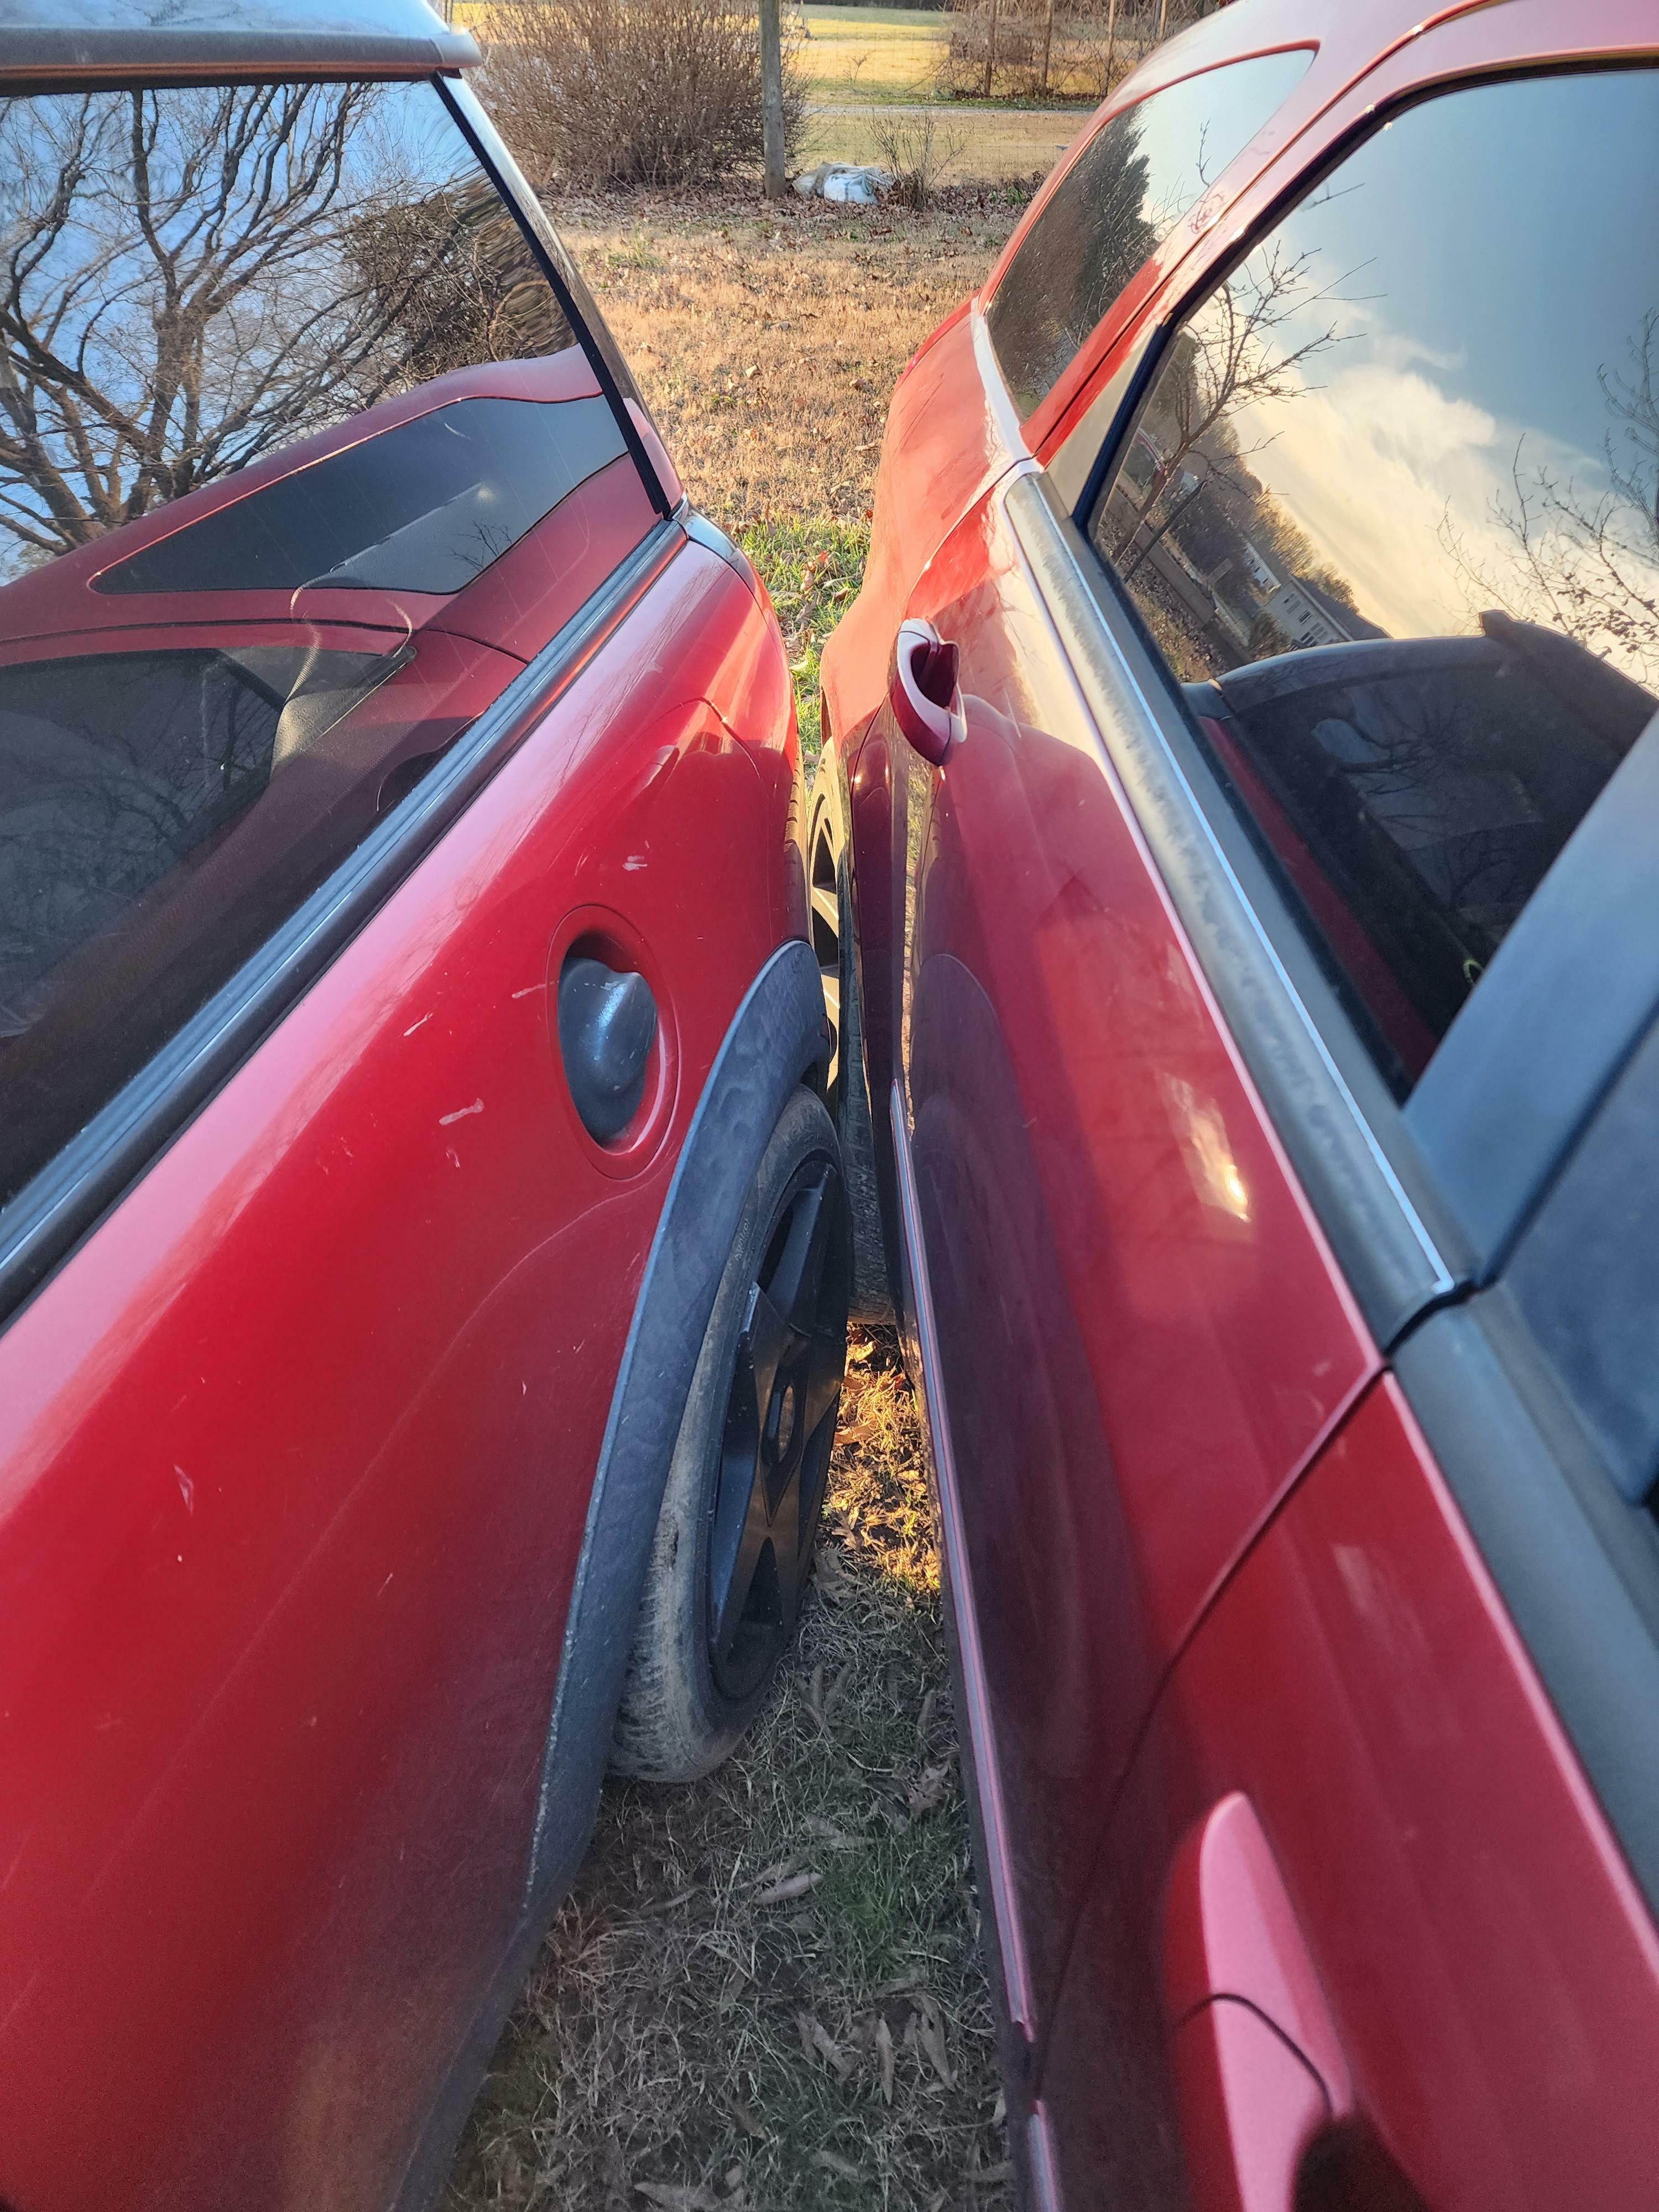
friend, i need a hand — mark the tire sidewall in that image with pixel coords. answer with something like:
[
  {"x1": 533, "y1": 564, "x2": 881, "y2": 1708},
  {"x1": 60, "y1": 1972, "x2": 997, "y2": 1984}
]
[{"x1": 610, "y1": 1086, "x2": 846, "y2": 1781}]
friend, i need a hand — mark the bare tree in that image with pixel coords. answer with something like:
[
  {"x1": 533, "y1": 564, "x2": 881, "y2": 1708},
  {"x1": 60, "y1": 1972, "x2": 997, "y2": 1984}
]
[
  {"x1": 0, "y1": 84, "x2": 559, "y2": 580},
  {"x1": 1441, "y1": 310, "x2": 1659, "y2": 694}
]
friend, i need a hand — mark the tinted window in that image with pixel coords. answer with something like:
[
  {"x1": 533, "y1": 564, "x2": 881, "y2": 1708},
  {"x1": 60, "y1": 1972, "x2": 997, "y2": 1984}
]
[
  {"x1": 0, "y1": 83, "x2": 652, "y2": 1212},
  {"x1": 988, "y1": 49, "x2": 1312, "y2": 418},
  {"x1": 1089, "y1": 70, "x2": 1659, "y2": 1095}
]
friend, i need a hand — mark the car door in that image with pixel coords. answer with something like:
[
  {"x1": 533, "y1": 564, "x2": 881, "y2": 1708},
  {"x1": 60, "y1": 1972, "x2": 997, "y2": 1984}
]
[
  {"x1": 0, "y1": 71, "x2": 795, "y2": 2212},
  {"x1": 1020, "y1": 33, "x2": 1659, "y2": 2211}
]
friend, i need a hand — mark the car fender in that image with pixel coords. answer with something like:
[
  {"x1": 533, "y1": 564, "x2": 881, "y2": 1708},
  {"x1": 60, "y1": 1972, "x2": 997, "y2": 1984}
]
[{"x1": 389, "y1": 933, "x2": 828, "y2": 2212}]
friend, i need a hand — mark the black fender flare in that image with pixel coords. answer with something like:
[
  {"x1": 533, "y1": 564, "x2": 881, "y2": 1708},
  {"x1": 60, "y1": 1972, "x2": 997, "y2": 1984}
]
[{"x1": 528, "y1": 933, "x2": 830, "y2": 1895}]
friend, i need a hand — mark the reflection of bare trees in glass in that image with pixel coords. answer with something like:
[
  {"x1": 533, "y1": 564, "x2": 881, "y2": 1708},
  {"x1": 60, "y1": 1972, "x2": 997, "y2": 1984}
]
[
  {"x1": 1443, "y1": 310, "x2": 1659, "y2": 694},
  {"x1": 1107, "y1": 237, "x2": 1348, "y2": 567},
  {"x1": 0, "y1": 86, "x2": 566, "y2": 581}
]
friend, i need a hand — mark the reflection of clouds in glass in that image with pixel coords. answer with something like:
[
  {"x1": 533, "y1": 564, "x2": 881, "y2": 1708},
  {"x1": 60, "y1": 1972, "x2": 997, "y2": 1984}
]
[{"x1": 1244, "y1": 342, "x2": 1659, "y2": 682}]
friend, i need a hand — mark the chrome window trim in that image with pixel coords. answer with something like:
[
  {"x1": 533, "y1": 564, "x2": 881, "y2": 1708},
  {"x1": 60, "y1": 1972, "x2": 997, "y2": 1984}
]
[
  {"x1": 0, "y1": 515, "x2": 686, "y2": 1325},
  {"x1": 1004, "y1": 469, "x2": 1461, "y2": 1348}
]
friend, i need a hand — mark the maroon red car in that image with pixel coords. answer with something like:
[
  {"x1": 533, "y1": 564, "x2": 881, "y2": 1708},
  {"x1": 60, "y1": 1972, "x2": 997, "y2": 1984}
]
[
  {"x1": 816, "y1": 1, "x2": 1659, "y2": 2204},
  {"x1": 0, "y1": 6, "x2": 849, "y2": 2206}
]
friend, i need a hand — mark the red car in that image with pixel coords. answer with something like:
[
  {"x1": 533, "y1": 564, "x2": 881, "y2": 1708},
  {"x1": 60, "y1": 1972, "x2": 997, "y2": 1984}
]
[
  {"x1": 0, "y1": 7, "x2": 848, "y2": 2207},
  {"x1": 815, "y1": 1, "x2": 1659, "y2": 2204}
]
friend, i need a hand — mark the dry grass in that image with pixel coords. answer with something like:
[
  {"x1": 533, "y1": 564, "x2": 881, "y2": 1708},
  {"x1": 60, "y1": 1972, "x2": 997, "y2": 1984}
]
[
  {"x1": 444, "y1": 1334, "x2": 1009, "y2": 2210},
  {"x1": 554, "y1": 186, "x2": 1024, "y2": 752}
]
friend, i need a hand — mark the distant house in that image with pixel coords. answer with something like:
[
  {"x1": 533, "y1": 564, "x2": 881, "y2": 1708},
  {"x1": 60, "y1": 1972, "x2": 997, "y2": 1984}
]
[{"x1": 1258, "y1": 565, "x2": 1388, "y2": 648}]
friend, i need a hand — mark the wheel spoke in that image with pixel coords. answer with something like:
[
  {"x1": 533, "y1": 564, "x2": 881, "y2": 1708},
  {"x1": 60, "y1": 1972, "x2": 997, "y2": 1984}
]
[
  {"x1": 742, "y1": 1280, "x2": 792, "y2": 1419},
  {"x1": 709, "y1": 1454, "x2": 774, "y2": 1664},
  {"x1": 799, "y1": 1328, "x2": 845, "y2": 1447},
  {"x1": 809, "y1": 881, "x2": 839, "y2": 931},
  {"x1": 761, "y1": 1168, "x2": 834, "y2": 1338}
]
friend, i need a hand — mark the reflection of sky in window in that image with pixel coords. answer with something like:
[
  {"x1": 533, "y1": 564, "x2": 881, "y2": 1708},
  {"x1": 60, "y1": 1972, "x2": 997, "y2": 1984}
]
[
  {"x1": 1128, "y1": 47, "x2": 1313, "y2": 226},
  {"x1": 1210, "y1": 68, "x2": 1659, "y2": 662},
  {"x1": 0, "y1": 84, "x2": 488, "y2": 582}
]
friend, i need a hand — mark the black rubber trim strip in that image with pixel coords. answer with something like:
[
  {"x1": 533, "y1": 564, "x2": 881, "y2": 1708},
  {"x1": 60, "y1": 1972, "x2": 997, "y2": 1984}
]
[
  {"x1": 682, "y1": 510, "x2": 763, "y2": 604},
  {"x1": 0, "y1": 26, "x2": 479, "y2": 79},
  {"x1": 526, "y1": 936, "x2": 831, "y2": 1900},
  {"x1": 0, "y1": 516, "x2": 685, "y2": 1327},
  {"x1": 1004, "y1": 468, "x2": 1464, "y2": 1347},
  {"x1": 1393, "y1": 1295, "x2": 1659, "y2": 1920},
  {"x1": 440, "y1": 79, "x2": 672, "y2": 520}
]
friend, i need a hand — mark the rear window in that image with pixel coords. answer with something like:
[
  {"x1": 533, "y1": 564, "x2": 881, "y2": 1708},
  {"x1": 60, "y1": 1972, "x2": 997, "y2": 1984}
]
[
  {"x1": 987, "y1": 48, "x2": 1313, "y2": 419},
  {"x1": 0, "y1": 82, "x2": 654, "y2": 1213}
]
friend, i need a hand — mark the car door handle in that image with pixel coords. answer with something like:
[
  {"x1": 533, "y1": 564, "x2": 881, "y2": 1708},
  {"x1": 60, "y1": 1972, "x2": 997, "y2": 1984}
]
[
  {"x1": 557, "y1": 953, "x2": 658, "y2": 1144},
  {"x1": 1164, "y1": 1794, "x2": 1352, "y2": 2212},
  {"x1": 890, "y1": 617, "x2": 966, "y2": 764}
]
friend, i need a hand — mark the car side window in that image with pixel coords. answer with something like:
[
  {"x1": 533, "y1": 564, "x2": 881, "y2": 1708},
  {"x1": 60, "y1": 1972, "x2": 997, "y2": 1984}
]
[
  {"x1": 1087, "y1": 69, "x2": 1659, "y2": 1099},
  {"x1": 0, "y1": 82, "x2": 658, "y2": 1215},
  {"x1": 987, "y1": 48, "x2": 1313, "y2": 420}
]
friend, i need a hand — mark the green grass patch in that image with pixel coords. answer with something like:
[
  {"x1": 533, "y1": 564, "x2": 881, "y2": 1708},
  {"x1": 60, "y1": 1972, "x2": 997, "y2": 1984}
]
[{"x1": 735, "y1": 513, "x2": 870, "y2": 771}]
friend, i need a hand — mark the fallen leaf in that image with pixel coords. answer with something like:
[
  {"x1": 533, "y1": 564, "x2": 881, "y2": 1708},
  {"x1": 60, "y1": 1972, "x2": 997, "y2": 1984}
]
[
  {"x1": 971, "y1": 2162, "x2": 1016, "y2": 2184},
  {"x1": 916, "y1": 1992, "x2": 956, "y2": 2088},
  {"x1": 636, "y1": 2185, "x2": 720, "y2": 2210},
  {"x1": 875, "y1": 2013, "x2": 895, "y2": 2105},
  {"x1": 728, "y1": 2100, "x2": 764, "y2": 2139},
  {"x1": 812, "y1": 2150, "x2": 864, "y2": 2179},
  {"x1": 906, "y1": 1756, "x2": 954, "y2": 1820},
  {"x1": 797, "y1": 2011, "x2": 853, "y2": 2079},
  {"x1": 813, "y1": 1546, "x2": 852, "y2": 1600},
  {"x1": 753, "y1": 1856, "x2": 797, "y2": 1888},
  {"x1": 916, "y1": 1685, "x2": 938, "y2": 1746},
  {"x1": 803, "y1": 1813, "x2": 854, "y2": 1847},
  {"x1": 990, "y1": 2089, "x2": 1006, "y2": 2126},
  {"x1": 755, "y1": 1870, "x2": 821, "y2": 1906}
]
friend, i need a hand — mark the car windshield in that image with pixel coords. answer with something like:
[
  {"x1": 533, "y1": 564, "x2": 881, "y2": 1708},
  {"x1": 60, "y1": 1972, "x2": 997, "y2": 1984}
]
[{"x1": 0, "y1": 80, "x2": 650, "y2": 1213}]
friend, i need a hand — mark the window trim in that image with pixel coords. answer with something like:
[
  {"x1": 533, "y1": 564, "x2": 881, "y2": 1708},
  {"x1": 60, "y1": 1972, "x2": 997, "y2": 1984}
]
[
  {"x1": 438, "y1": 77, "x2": 674, "y2": 521},
  {"x1": 0, "y1": 514, "x2": 686, "y2": 1327},
  {"x1": 1045, "y1": 55, "x2": 1659, "y2": 1291}
]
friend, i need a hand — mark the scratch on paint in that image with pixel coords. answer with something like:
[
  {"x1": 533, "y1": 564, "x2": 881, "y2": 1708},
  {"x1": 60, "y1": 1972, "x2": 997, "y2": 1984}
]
[
  {"x1": 510, "y1": 984, "x2": 543, "y2": 999},
  {"x1": 377, "y1": 1572, "x2": 394, "y2": 1598},
  {"x1": 446, "y1": 1146, "x2": 461, "y2": 1168},
  {"x1": 175, "y1": 1465, "x2": 195, "y2": 1514},
  {"x1": 403, "y1": 1011, "x2": 433, "y2": 1036},
  {"x1": 439, "y1": 1098, "x2": 483, "y2": 1126}
]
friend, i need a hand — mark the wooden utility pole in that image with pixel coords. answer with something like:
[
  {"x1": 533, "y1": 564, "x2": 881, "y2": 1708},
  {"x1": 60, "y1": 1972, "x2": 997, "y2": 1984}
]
[
  {"x1": 760, "y1": 0, "x2": 786, "y2": 199},
  {"x1": 1104, "y1": 0, "x2": 1118, "y2": 91},
  {"x1": 1039, "y1": 0, "x2": 1056, "y2": 97},
  {"x1": 1157, "y1": 0, "x2": 1169, "y2": 35},
  {"x1": 982, "y1": 0, "x2": 1000, "y2": 99}
]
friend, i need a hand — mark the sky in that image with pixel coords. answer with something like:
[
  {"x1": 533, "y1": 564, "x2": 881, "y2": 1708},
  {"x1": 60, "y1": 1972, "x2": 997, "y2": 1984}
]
[{"x1": 1196, "y1": 66, "x2": 1659, "y2": 673}]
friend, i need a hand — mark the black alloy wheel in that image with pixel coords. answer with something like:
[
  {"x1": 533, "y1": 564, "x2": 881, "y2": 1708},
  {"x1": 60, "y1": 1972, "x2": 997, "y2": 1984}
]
[{"x1": 706, "y1": 1153, "x2": 847, "y2": 1701}]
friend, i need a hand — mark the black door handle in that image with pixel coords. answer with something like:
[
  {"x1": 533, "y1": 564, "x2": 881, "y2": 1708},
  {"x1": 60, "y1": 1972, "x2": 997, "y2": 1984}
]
[{"x1": 557, "y1": 953, "x2": 658, "y2": 1143}]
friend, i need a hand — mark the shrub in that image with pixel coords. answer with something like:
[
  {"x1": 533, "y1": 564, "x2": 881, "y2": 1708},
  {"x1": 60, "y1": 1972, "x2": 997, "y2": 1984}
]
[
  {"x1": 477, "y1": 0, "x2": 807, "y2": 192},
  {"x1": 869, "y1": 112, "x2": 963, "y2": 212}
]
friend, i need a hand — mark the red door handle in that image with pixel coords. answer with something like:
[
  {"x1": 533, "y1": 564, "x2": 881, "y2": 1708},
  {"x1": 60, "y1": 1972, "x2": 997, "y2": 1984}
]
[
  {"x1": 890, "y1": 617, "x2": 965, "y2": 763},
  {"x1": 1164, "y1": 1795, "x2": 1352, "y2": 2212}
]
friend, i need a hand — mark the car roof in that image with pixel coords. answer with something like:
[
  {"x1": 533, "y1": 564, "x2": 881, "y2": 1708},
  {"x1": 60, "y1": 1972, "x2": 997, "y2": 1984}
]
[{"x1": 0, "y1": 0, "x2": 478, "y2": 81}]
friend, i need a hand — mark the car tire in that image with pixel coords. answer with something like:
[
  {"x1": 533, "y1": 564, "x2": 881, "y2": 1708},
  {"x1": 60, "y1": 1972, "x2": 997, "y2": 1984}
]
[{"x1": 609, "y1": 1085, "x2": 852, "y2": 1783}]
